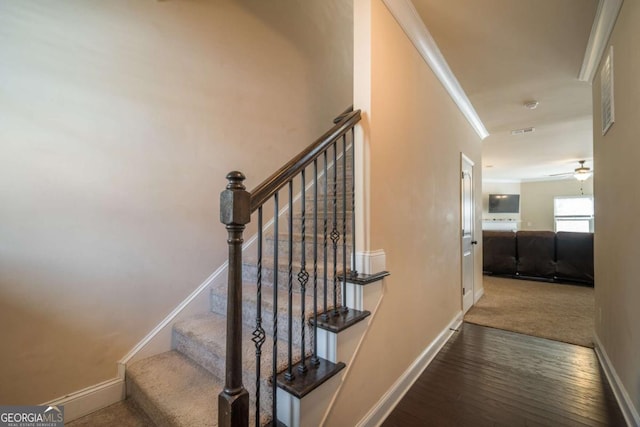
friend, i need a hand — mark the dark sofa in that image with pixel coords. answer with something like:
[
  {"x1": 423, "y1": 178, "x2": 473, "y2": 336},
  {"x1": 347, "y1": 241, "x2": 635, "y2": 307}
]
[{"x1": 482, "y1": 230, "x2": 594, "y2": 286}]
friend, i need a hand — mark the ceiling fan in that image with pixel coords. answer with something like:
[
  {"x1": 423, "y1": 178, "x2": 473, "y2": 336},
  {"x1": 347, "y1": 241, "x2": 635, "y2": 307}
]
[{"x1": 549, "y1": 160, "x2": 593, "y2": 181}]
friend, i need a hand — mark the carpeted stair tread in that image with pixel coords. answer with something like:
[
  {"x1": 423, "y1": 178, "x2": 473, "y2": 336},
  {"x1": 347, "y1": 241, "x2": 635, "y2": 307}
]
[
  {"x1": 173, "y1": 313, "x2": 299, "y2": 381},
  {"x1": 208, "y1": 282, "x2": 328, "y2": 349},
  {"x1": 264, "y1": 232, "x2": 353, "y2": 242},
  {"x1": 304, "y1": 195, "x2": 354, "y2": 207},
  {"x1": 293, "y1": 212, "x2": 353, "y2": 222},
  {"x1": 126, "y1": 350, "x2": 221, "y2": 427},
  {"x1": 262, "y1": 245, "x2": 349, "y2": 265},
  {"x1": 173, "y1": 313, "x2": 312, "y2": 423},
  {"x1": 263, "y1": 233, "x2": 353, "y2": 252},
  {"x1": 314, "y1": 192, "x2": 353, "y2": 201},
  {"x1": 241, "y1": 255, "x2": 348, "y2": 285},
  {"x1": 66, "y1": 400, "x2": 155, "y2": 427},
  {"x1": 209, "y1": 280, "x2": 333, "y2": 326}
]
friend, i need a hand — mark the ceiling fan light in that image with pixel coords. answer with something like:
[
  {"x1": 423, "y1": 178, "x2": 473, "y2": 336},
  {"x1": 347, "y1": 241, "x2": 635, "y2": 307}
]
[{"x1": 574, "y1": 171, "x2": 592, "y2": 181}]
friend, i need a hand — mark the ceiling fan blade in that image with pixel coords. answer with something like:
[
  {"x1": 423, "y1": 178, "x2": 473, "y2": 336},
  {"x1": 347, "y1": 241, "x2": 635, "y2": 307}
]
[{"x1": 548, "y1": 172, "x2": 572, "y2": 177}]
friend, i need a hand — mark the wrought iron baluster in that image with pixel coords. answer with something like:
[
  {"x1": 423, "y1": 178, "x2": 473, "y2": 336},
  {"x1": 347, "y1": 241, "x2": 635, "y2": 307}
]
[
  {"x1": 322, "y1": 151, "x2": 329, "y2": 321},
  {"x1": 341, "y1": 136, "x2": 348, "y2": 312},
  {"x1": 272, "y1": 193, "x2": 279, "y2": 421},
  {"x1": 253, "y1": 208, "x2": 266, "y2": 426},
  {"x1": 331, "y1": 143, "x2": 339, "y2": 314},
  {"x1": 285, "y1": 181, "x2": 294, "y2": 381},
  {"x1": 351, "y1": 129, "x2": 357, "y2": 275},
  {"x1": 311, "y1": 159, "x2": 320, "y2": 366},
  {"x1": 298, "y1": 171, "x2": 309, "y2": 373}
]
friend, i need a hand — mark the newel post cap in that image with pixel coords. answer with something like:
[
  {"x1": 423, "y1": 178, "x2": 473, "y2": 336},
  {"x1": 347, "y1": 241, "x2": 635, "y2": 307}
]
[{"x1": 220, "y1": 171, "x2": 251, "y2": 225}]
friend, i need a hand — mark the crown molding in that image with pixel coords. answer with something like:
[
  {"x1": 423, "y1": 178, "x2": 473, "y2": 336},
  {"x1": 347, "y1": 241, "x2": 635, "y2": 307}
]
[
  {"x1": 578, "y1": 0, "x2": 624, "y2": 82},
  {"x1": 381, "y1": 0, "x2": 489, "y2": 140}
]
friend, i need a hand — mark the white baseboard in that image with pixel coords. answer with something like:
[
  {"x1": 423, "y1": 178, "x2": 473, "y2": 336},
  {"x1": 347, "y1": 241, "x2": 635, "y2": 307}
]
[
  {"x1": 356, "y1": 311, "x2": 463, "y2": 427},
  {"x1": 474, "y1": 285, "x2": 484, "y2": 304},
  {"x1": 593, "y1": 334, "x2": 640, "y2": 427},
  {"x1": 42, "y1": 378, "x2": 125, "y2": 423}
]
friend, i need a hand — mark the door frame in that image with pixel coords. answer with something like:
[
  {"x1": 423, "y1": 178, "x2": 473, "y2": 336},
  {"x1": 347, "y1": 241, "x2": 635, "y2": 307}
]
[{"x1": 460, "y1": 153, "x2": 475, "y2": 313}]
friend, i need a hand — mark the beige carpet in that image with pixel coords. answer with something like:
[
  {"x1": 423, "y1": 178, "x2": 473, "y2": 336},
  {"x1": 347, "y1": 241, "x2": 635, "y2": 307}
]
[
  {"x1": 464, "y1": 275, "x2": 595, "y2": 347},
  {"x1": 66, "y1": 401, "x2": 153, "y2": 427}
]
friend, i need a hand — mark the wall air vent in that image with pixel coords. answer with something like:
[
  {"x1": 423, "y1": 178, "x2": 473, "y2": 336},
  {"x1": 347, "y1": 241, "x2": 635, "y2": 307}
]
[{"x1": 511, "y1": 127, "x2": 536, "y2": 135}]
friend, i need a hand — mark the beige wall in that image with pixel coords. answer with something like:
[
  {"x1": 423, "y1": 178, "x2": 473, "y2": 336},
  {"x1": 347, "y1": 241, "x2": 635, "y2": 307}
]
[
  {"x1": 325, "y1": 0, "x2": 483, "y2": 424},
  {"x1": 0, "y1": 0, "x2": 352, "y2": 404},
  {"x1": 592, "y1": 0, "x2": 640, "y2": 417},
  {"x1": 520, "y1": 178, "x2": 593, "y2": 230}
]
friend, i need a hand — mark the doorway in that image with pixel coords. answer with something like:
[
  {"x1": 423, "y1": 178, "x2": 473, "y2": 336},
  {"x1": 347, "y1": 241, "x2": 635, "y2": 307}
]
[{"x1": 461, "y1": 153, "x2": 475, "y2": 313}]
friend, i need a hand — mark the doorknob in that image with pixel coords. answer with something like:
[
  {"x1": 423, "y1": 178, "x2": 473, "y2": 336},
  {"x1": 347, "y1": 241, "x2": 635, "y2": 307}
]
[{"x1": 471, "y1": 240, "x2": 478, "y2": 245}]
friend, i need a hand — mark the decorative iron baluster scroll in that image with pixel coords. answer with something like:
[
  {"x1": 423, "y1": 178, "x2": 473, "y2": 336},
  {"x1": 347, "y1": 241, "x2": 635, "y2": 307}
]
[
  {"x1": 331, "y1": 143, "x2": 340, "y2": 314},
  {"x1": 311, "y1": 159, "x2": 320, "y2": 366},
  {"x1": 322, "y1": 150, "x2": 329, "y2": 321},
  {"x1": 298, "y1": 170, "x2": 309, "y2": 374},
  {"x1": 252, "y1": 207, "x2": 265, "y2": 427}
]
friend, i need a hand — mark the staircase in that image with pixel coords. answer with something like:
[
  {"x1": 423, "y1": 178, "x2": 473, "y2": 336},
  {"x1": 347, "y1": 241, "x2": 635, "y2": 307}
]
[{"x1": 124, "y1": 108, "x2": 387, "y2": 426}]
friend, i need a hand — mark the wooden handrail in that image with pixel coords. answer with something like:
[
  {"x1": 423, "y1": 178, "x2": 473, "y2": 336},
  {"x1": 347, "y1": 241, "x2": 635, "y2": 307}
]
[
  {"x1": 249, "y1": 109, "x2": 360, "y2": 212},
  {"x1": 333, "y1": 105, "x2": 355, "y2": 124}
]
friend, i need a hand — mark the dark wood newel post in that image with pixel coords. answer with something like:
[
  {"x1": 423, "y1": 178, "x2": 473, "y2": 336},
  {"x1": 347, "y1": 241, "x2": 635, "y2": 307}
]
[{"x1": 219, "y1": 171, "x2": 250, "y2": 427}]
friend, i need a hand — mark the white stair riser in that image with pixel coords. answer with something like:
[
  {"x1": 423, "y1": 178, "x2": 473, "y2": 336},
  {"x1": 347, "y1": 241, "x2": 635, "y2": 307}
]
[{"x1": 276, "y1": 373, "x2": 343, "y2": 427}]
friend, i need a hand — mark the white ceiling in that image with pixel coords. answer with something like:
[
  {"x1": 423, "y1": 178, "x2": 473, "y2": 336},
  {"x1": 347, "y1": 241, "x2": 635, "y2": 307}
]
[{"x1": 412, "y1": 0, "x2": 599, "y2": 182}]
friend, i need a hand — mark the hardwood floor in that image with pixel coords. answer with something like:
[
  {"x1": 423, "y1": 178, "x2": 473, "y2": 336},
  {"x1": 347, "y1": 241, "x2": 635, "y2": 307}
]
[{"x1": 383, "y1": 323, "x2": 626, "y2": 427}]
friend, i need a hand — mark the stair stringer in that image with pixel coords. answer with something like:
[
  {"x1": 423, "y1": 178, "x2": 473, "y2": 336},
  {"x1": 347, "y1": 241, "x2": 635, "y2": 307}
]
[{"x1": 275, "y1": 251, "x2": 387, "y2": 427}]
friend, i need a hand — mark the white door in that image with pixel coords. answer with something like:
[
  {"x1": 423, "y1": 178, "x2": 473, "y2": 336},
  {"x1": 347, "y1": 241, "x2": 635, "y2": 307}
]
[{"x1": 461, "y1": 154, "x2": 476, "y2": 313}]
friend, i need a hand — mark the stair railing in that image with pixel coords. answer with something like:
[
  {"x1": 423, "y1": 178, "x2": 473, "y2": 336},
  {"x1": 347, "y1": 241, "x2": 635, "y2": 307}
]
[{"x1": 219, "y1": 107, "x2": 360, "y2": 426}]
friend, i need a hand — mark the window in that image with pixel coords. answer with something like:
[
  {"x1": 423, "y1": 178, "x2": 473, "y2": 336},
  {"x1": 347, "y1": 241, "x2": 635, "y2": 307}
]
[{"x1": 554, "y1": 196, "x2": 594, "y2": 232}]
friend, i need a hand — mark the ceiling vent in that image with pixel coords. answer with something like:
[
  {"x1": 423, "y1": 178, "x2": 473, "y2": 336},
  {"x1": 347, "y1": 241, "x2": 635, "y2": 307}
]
[{"x1": 511, "y1": 127, "x2": 535, "y2": 135}]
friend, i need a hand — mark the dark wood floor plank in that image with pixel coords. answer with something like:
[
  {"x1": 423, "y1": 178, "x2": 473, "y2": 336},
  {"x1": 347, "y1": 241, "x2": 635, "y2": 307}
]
[
  {"x1": 430, "y1": 329, "x2": 619, "y2": 425},
  {"x1": 412, "y1": 362, "x2": 603, "y2": 425},
  {"x1": 382, "y1": 323, "x2": 626, "y2": 427},
  {"x1": 429, "y1": 353, "x2": 618, "y2": 414},
  {"x1": 422, "y1": 359, "x2": 614, "y2": 425}
]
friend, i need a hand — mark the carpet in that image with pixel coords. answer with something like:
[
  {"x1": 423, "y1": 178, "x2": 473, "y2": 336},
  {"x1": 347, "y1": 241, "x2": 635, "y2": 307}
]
[
  {"x1": 66, "y1": 400, "x2": 153, "y2": 427},
  {"x1": 464, "y1": 275, "x2": 595, "y2": 347}
]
